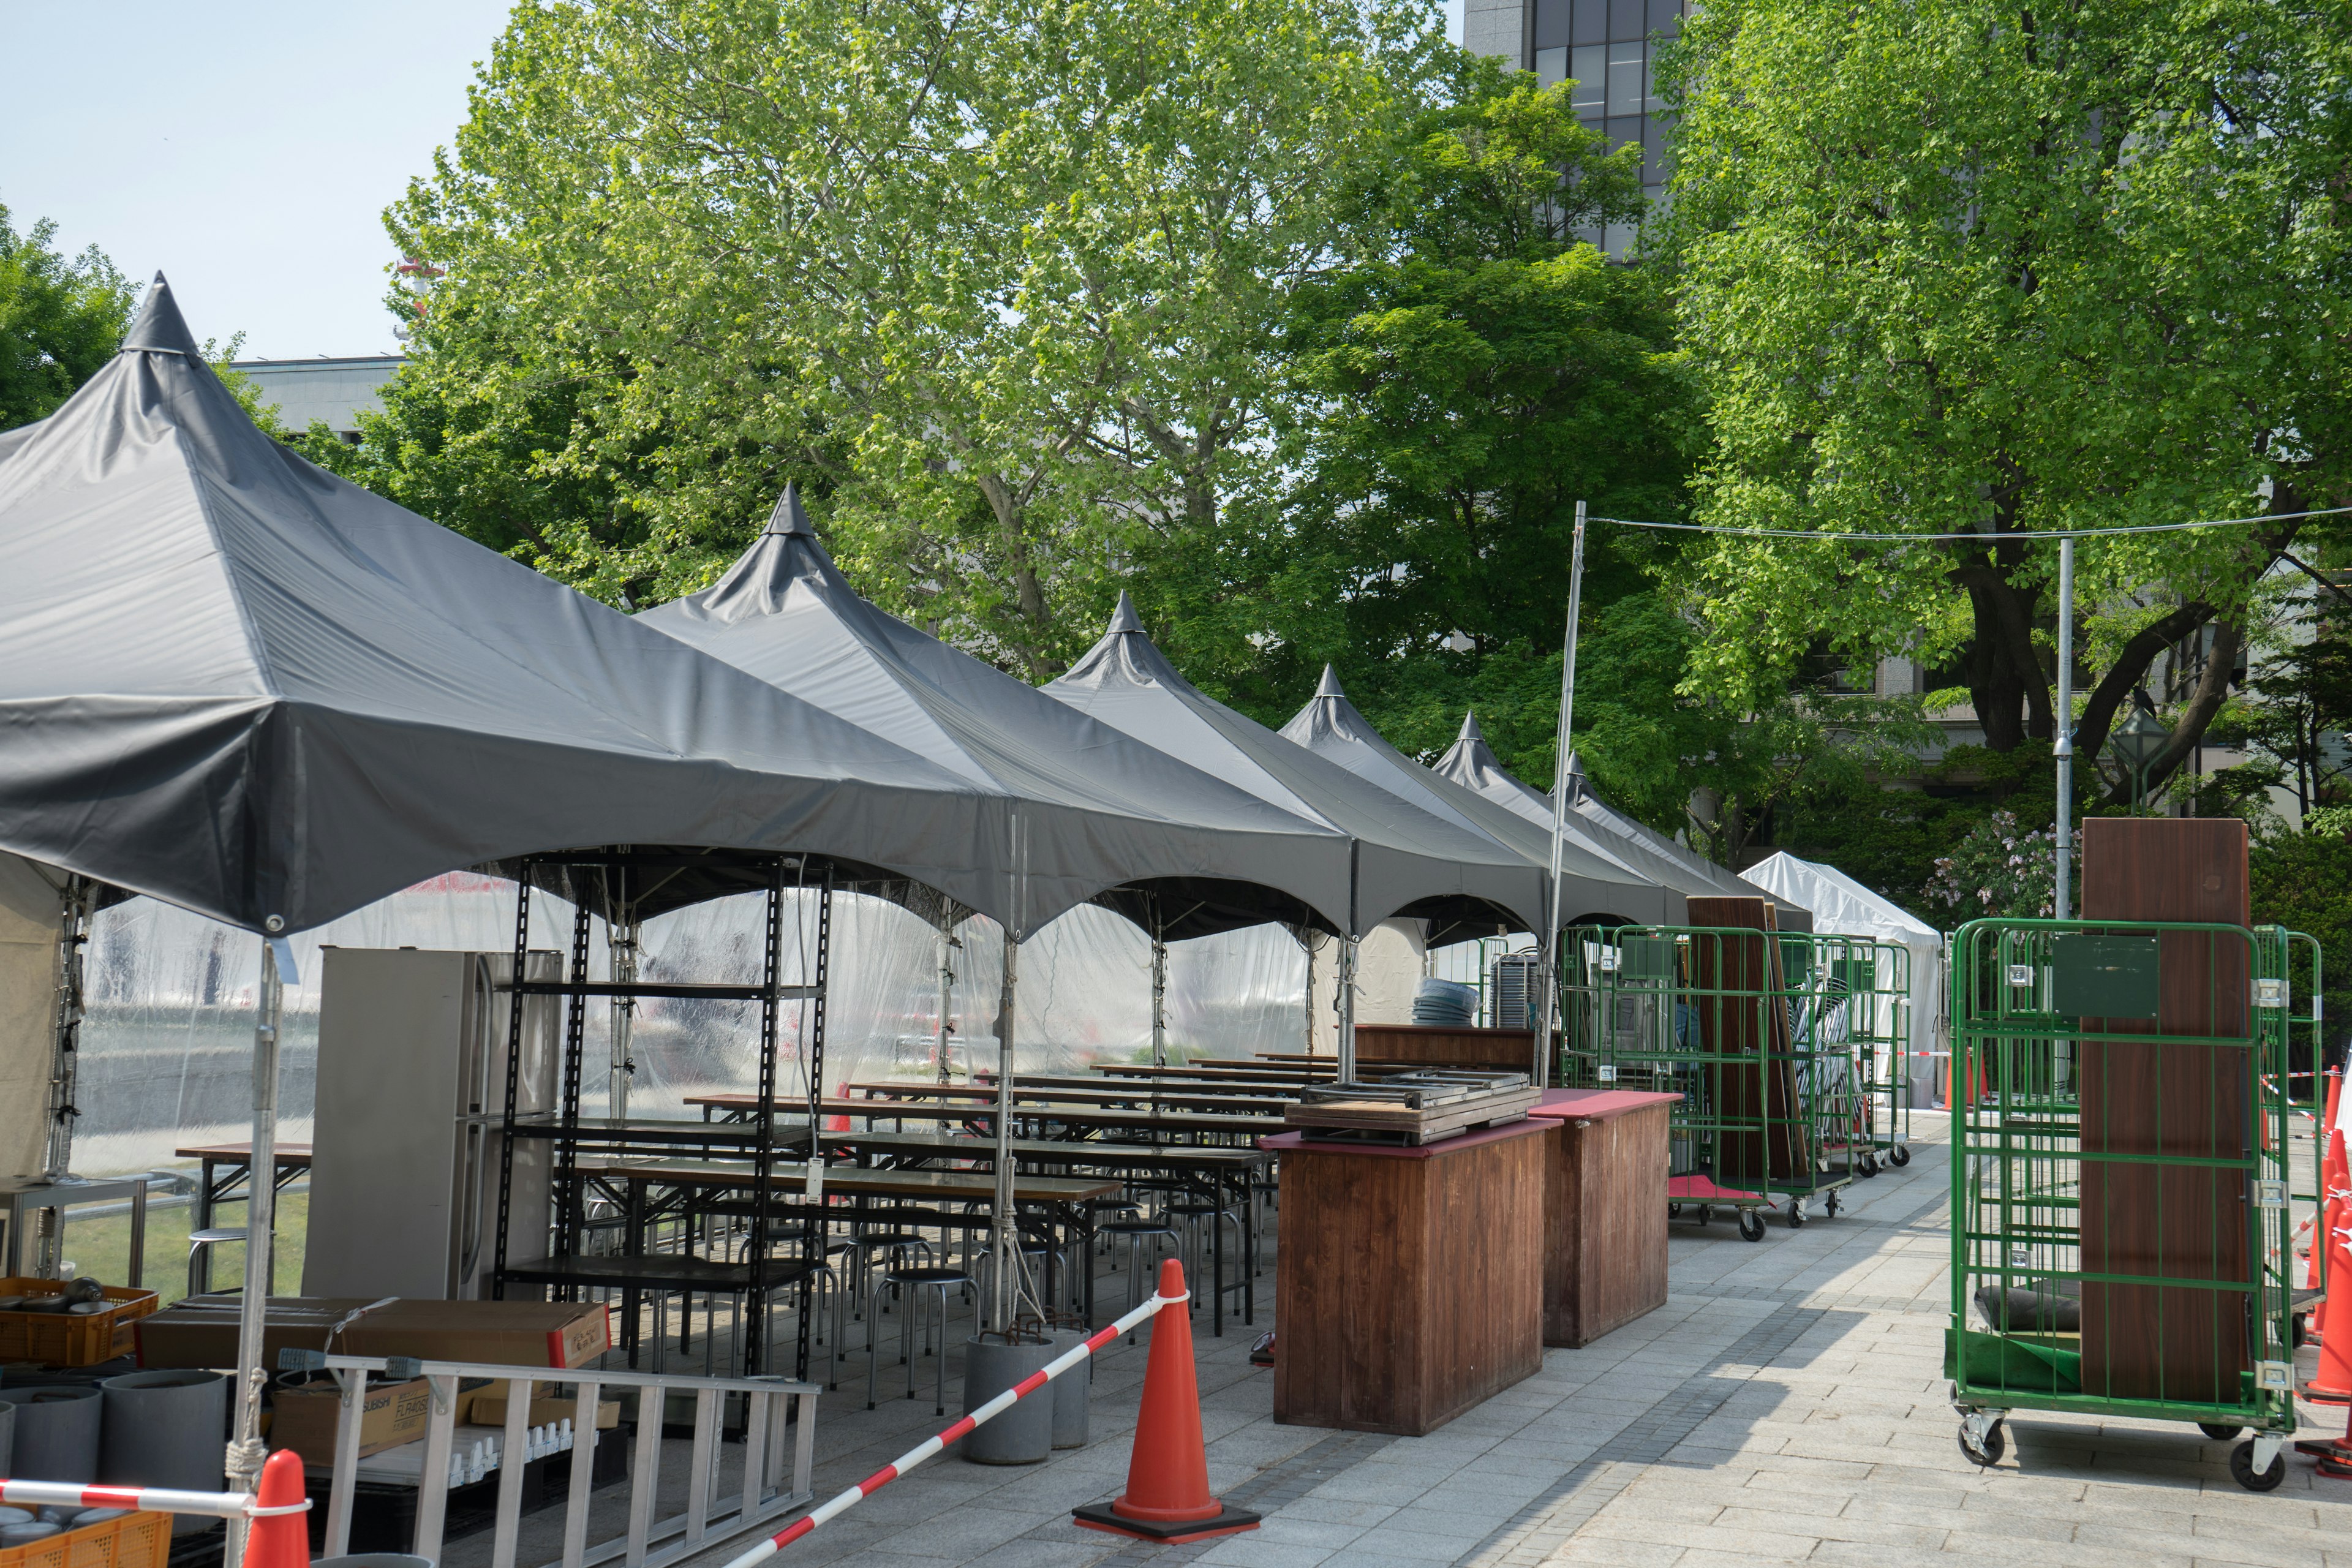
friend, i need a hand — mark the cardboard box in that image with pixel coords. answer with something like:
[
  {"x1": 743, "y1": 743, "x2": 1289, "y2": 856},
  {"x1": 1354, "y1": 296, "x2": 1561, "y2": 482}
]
[
  {"x1": 135, "y1": 1297, "x2": 611, "y2": 1371},
  {"x1": 466, "y1": 1382, "x2": 621, "y2": 1431},
  {"x1": 268, "y1": 1375, "x2": 434, "y2": 1464}
]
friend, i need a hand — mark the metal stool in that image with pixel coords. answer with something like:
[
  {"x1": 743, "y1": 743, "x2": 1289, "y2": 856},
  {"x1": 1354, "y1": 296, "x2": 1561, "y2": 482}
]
[
  {"x1": 845, "y1": 1230, "x2": 933, "y2": 1319},
  {"x1": 867, "y1": 1265, "x2": 974, "y2": 1414},
  {"x1": 1099, "y1": 1218, "x2": 1177, "y2": 1330},
  {"x1": 1166, "y1": 1202, "x2": 1244, "y2": 1313},
  {"x1": 187, "y1": 1227, "x2": 249, "y2": 1297}
]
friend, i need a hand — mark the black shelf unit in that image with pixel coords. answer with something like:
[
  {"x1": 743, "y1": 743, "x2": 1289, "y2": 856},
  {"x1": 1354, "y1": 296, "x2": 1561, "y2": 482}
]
[{"x1": 490, "y1": 848, "x2": 834, "y2": 1377}]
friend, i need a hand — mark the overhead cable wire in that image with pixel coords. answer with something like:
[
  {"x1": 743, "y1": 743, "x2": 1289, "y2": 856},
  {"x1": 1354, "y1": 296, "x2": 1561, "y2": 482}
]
[{"x1": 1596, "y1": 503, "x2": 2352, "y2": 543}]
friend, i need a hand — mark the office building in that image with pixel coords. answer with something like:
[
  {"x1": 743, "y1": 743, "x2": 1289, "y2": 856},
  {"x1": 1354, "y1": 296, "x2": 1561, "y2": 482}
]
[
  {"x1": 1465, "y1": 0, "x2": 1685, "y2": 255},
  {"x1": 228, "y1": 354, "x2": 403, "y2": 443}
]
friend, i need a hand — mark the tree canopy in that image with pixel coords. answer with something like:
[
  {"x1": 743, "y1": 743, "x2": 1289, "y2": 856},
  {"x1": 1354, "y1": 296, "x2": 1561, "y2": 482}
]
[
  {"x1": 0, "y1": 206, "x2": 135, "y2": 431},
  {"x1": 1661, "y1": 0, "x2": 2352, "y2": 803}
]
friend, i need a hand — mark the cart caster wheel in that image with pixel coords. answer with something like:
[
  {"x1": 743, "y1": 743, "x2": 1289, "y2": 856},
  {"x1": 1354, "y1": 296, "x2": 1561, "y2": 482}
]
[
  {"x1": 2232, "y1": 1439, "x2": 2286, "y2": 1492},
  {"x1": 2200, "y1": 1423, "x2": 2244, "y2": 1441},
  {"x1": 1890, "y1": 1145, "x2": 1911, "y2": 1167},
  {"x1": 1695, "y1": 1204, "x2": 1712, "y2": 1226},
  {"x1": 1860, "y1": 1155, "x2": 1879, "y2": 1177},
  {"x1": 1737, "y1": 1209, "x2": 1766, "y2": 1242},
  {"x1": 1958, "y1": 1419, "x2": 2005, "y2": 1466},
  {"x1": 1668, "y1": 1203, "x2": 1683, "y2": 1218},
  {"x1": 1826, "y1": 1189, "x2": 1842, "y2": 1217},
  {"x1": 1787, "y1": 1200, "x2": 1807, "y2": 1229}
]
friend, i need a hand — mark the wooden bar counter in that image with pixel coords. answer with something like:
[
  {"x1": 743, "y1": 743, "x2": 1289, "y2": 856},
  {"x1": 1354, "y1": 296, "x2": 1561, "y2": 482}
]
[
  {"x1": 1528, "y1": 1087, "x2": 1679, "y2": 1347},
  {"x1": 1264, "y1": 1118, "x2": 1547, "y2": 1435}
]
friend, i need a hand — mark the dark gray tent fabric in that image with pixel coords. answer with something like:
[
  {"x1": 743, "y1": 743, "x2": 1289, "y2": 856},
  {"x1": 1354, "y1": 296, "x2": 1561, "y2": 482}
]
[
  {"x1": 1433, "y1": 714, "x2": 1792, "y2": 916},
  {"x1": 638, "y1": 491, "x2": 1352, "y2": 938},
  {"x1": 1279, "y1": 671, "x2": 1676, "y2": 929},
  {"x1": 1043, "y1": 597, "x2": 1550, "y2": 940},
  {"x1": 0, "y1": 277, "x2": 1022, "y2": 934}
]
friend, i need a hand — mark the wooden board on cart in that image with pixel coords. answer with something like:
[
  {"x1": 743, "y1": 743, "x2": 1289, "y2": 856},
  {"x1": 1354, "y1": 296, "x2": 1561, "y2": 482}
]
[{"x1": 2077, "y1": 816, "x2": 2250, "y2": 1407}]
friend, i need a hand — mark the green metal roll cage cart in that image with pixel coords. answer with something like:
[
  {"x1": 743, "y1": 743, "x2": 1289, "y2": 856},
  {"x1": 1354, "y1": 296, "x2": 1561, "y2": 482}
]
[
  {"x1": 1947, "y1": 916, "x2": 2299, "y2": 1491},
  {"x1": 1561, "y1": 924, "x2": 1909, "y2": 1240}
]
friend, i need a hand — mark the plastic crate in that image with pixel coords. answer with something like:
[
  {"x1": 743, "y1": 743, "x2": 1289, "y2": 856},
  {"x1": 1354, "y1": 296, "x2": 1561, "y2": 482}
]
[
  {"x1": 0, "y1": 1510, "x2": 169, "y2": 1568},
  {"x1": 0, "y1": 1278, "x2": 162, "y2": 1366}
]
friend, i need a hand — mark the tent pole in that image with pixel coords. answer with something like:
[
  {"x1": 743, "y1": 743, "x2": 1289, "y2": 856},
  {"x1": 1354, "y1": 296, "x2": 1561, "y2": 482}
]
[
  {"x1": 1336, "y1": 937, "x2": 1357, "y2": 1082},
  {"x1": 1537, "y1": 500, "x2": 1589, "y2": 1090},
  {"x1": 1302, "y1": 935, "x2": 1316, "y2": 1056},
  {"x1": 36, "y1": 873, "x2": 93, "y2": 1276},
  {"x1": 936, "y1": 914, "x2": 959, "y2": 1084},
  {"x1": 609, "y1": 912, "x2": 638, "y2": 1122},
  {"x1": 2054, "y1": 535, "x2": 2074, "y2": 921},
  {"x1": 1150, "y1": 913, "x2": 1169, "y2": 1069},
  {"x1": 990, "y1": 812, "x2": 1025, "y2": 1330},
  {"x1": 225, "y1": 929, "x2": 287, "y2": 1567}
]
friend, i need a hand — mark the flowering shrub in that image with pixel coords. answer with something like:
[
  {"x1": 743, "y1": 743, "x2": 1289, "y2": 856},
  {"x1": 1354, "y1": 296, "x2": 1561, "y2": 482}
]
[{"x1": 1921, "y1": 811, "x2": 2068, "y2": 921}]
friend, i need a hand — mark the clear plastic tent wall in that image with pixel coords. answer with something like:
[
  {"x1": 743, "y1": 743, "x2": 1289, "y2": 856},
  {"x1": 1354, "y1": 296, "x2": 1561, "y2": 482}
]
[{"x1": 74, "y1": 878, "x2": 1311, "y2": 1175}]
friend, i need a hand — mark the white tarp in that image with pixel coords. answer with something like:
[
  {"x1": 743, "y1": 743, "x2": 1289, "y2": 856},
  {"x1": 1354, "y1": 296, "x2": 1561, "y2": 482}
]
[
  {"x1": 1742, "y1": 851, "x2": 1948, "y2": 1106},
  {"x1": 0, "y1": 853, "x2": 64, "y2": 1182},
  {"x1": 70, "y1": 876, "x2": 1311, "y2": 1175}
]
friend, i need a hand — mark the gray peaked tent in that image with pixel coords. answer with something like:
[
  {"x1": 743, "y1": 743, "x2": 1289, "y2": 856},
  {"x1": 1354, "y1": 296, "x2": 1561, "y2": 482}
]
[
  {"x1": 0, "y1": 275, "x2": 1030, "y2": 1541},
  {"x1": 638, "y1": 486, "x2": 1352, "y2": 939},
  {"x1": 1280, "y1": 670, "x2": 1679, "y2": 928},
  {"x1": 0, "y1": 277, "x2": 1028, "y2": 935},
  {"x1": 1044, "y1": 594, "x2": 1563, "y2": 941},
  {"x1": 1435, "y1": 712, "x2": 1793, "y2": 916}
]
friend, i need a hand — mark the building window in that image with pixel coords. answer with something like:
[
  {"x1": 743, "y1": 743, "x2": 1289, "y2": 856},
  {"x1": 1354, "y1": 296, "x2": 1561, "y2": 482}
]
[
  {"x1": 1536, "y1": 45, "x2": 1567, "y2": 88},
  {"x1": 1607, "y1": 42, "x2": 1645, "y2": 115},
  {"x1": 1572, "y1": 0, "x2": 1608, "y2": 46},
  {"x1": 1570, "y1": 45, "x2": 1607, "y2": 113},
  {"x1": 1609, "y1": 0, "x2": 1646, "y2": 42}
]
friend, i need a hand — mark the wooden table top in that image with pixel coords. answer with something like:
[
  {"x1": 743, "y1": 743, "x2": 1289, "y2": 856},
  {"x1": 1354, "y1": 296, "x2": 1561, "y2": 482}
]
[
  {"x1": 827, "y1": 1129, "x2": 1268, "y2": 1170},
  {"x1": 844, "y1": 1079, "x2": 1294, "y2": 1114},
  {"x1": 809, "y1": 1095, "x2": 1273, "y2": 1139},
  {"x1": 173, "y1": 1142, "x2": 315, "y2": 1164},
  {"x1": 573, "y1": 1156, "x2": 1121, "y2": 1204},
  {"x1": 1003, "y1": 1072, "x2": 1306, "y2": 1099}
]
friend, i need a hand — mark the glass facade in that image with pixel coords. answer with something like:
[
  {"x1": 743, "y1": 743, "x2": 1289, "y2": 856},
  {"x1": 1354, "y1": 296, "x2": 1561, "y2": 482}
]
[{"x1": 1527, "y1": 0, "x2": 1682, "y2": 255}]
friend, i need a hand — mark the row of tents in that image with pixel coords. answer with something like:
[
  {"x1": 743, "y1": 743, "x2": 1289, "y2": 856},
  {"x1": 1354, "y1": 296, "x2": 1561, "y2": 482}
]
[{"x1": 1, "y1": 276, "x2": 1804, "y2": 974}]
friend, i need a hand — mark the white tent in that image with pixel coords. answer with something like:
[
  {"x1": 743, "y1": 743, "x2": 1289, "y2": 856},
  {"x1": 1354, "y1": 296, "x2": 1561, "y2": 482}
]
[{"x1": 1742, "y1": 851, "x2": 1948, "y2": 1107}]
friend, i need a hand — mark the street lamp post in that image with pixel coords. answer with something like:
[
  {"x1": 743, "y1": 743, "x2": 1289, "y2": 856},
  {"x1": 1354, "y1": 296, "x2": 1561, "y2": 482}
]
[{"x1": 2108, "y1": 706, "x2": 2171, "y2": 815}]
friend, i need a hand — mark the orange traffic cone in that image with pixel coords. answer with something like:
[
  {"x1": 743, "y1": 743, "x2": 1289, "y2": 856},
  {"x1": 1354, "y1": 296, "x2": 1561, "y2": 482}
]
[
  {"x1": 2305, "y1": 1156, "x2": 2352, "y2": 1404},
  {"x1": 1072, "y1": 1261, "x2": 1261, "y2": 1545},
  {"x1": 2313, "y1": 1072, "x2": 2346, "y2": 1341},
  {"x1": 241, "y1": 1449, "x2": 308, "y2": 1568}
]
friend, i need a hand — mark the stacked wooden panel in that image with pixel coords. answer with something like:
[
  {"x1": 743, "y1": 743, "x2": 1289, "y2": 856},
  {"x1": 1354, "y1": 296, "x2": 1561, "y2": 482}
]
[
  {"x1": 2077, "y1": 817, "x2": 2251, "y2": 1405},
  {"x1": 1686, "y1": 897, "x2": 1812, "y2": 1185}
]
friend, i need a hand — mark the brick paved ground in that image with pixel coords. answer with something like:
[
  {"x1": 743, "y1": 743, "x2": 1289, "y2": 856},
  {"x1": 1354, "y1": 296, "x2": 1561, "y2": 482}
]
[{"x1": 649, "y1": 1109, "x2": 2352, "y2": 1568}]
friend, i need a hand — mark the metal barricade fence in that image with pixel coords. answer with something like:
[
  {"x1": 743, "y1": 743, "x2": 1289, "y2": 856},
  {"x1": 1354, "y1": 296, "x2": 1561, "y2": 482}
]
[{"x1": 288, "y1": 1349, "x2": 818, "y2": 1568}]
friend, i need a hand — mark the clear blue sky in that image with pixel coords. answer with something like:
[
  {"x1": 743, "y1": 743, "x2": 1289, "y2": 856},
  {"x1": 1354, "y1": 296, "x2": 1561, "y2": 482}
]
[{"x1": 4, "y1": 0, "x2": 1463, "y2": 361}]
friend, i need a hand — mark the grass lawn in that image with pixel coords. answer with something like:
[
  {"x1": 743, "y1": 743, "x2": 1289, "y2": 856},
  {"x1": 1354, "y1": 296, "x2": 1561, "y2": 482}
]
[{"x1": 38, "y1": 1189, "x2": 311, "y2": 1305}]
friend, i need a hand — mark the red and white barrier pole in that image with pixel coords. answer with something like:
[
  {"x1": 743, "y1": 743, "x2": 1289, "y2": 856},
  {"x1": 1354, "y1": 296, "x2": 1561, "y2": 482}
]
[
  {"x1": 721, "y1": 1280, "x2": 1185, "y2": 1566},
  {"x1": 0, "y1": 1477, "x2": 310, "y2": 1522}
]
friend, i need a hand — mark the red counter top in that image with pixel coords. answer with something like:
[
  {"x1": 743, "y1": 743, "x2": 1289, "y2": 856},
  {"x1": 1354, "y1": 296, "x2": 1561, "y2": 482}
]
[{"x1": 1528, "y1": 1087, "x2": 1679, "y2": 1123}]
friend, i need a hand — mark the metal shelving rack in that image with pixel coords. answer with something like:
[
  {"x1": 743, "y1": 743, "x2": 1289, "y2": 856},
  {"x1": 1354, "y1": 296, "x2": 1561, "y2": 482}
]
[{"x1": 490, "y1": 848, "x2": 833, "y2": 1378}]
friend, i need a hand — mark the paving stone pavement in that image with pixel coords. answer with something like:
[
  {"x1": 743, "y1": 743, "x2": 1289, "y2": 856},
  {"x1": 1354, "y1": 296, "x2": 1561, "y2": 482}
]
[{"x1": 663, "y1": 1110, "x2": 2352, "y2": 1568}]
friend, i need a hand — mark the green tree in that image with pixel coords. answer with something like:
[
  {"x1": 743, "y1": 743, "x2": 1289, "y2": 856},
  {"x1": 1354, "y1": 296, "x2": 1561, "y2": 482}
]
[
  {"x1": 1660, "y1": 0, "x2": 2352, "y2": 803},
  {"x1": 379, "y1": 0, "x2": 1444, "y2": 675},
  {"x1": 1133, "y1": 65, "x2": 1685, "y2": 756},
  {"x1": 0, "y1": 206, "x2": 134, "y2": 430}
]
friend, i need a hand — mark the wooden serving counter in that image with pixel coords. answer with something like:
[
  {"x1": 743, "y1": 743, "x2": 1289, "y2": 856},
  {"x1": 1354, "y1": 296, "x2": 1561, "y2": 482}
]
[
  {"x1": 1264, "y1": 1118, "x2": 1547, "y2": 1435},
  {"x1": 1528, "y1": 1087, "x2": 1678, "y2": 1347}
]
